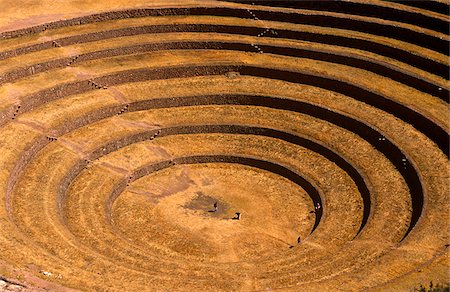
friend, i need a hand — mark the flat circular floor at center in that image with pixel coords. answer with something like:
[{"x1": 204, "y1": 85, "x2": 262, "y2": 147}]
[{"x1": 112, "y1": 163, "x2": 314, "y2": 263}]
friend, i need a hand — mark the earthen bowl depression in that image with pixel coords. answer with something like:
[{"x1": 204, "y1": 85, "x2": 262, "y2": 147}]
[{"x1": 0, "y1": 0, "x2": 448, "y2": 291}]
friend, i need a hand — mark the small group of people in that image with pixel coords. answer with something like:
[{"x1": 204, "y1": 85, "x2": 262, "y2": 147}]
[
  {"x1": 207, "y1": 202, "x2": 323, "y2": 248},
  {"x1": 291, "y1": 203, "x2": 322, "y2": 248},
  {"x1": 209, "y1": 202, "x2": 241, "y2": 220},
  {"x1": 310, "y1": 202, "x2": 321, "y2": 214}
]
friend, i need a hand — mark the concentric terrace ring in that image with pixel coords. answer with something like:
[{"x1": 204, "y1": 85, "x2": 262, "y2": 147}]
[{"x1": 0, "y1": 1, "x2": 448, "y2": 291}]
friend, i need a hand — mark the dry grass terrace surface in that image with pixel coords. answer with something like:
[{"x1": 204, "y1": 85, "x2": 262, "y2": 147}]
[{"x1": 0, "y1": 0, "x2": 448, "y2": 291}]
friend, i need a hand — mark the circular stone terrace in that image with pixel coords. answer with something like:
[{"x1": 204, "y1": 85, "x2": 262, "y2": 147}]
[{"x1": 0, "y1": 0, "x2": 448, "y2": 291}]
